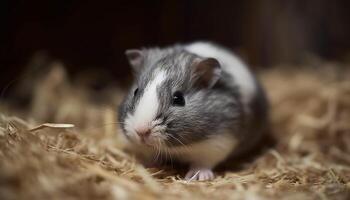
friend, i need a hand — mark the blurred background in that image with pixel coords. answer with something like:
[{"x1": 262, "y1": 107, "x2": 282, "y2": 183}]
[
  {"x1": 1, "y1": 2, "x2": 350, "y2": 199},
  {"x1": 1, "y1": 0, "x2": 350, "y2": 100}
]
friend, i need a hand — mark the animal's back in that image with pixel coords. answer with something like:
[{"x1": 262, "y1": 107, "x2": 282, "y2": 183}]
[{"x1": 185, "y1": 41, "x2": 269, "y2": 155}]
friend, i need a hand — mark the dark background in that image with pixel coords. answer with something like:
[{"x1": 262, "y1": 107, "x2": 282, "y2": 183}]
[{"x1": 1, "y1": 0, "x2": 350, "y2": 91}]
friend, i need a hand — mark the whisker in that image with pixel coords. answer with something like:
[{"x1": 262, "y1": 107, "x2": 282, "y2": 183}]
[
  {"x1": 168, "y1": 134, "x2": 185, "y2": 146},
  {"x1": 157, "y1": 138, "x2": 163, "y2": 165},
  {"x1": 80, "y1": 122, "x2": 126, "y2": 132},
  {"x1": 160, "y1": 140, "x2": 168, "y2": 166},
  {"x1": 167, "y1": 134, "x2": 190, "y2": 152},
  {"x1": 174, "y1": 134, "x2": 192, "y2": 152},
  {"x1": 175, "y1": 133, "x2": 187, "y2": 144},
  {"x1": 151, "y1": 145, "x2": 157, "y2": 163},
  {"x1": 165, "y1": 145, "x2": 174, "y2": 169},
  {"x1": 153, "y1": 139, "x2": 161, "y2": 163}
]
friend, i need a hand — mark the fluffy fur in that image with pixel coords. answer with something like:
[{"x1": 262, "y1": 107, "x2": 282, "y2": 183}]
[
  {"x1": 185, "y1": 42, "x2": 256, "y2": 110},
  {"x1": 118, "y1": 42, "x2": 268, "y2": 180}
]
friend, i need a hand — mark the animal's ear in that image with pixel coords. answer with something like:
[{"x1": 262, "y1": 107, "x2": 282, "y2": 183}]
[
  {"x1": 192, "y1": 57, "x2": 222, "y2": 88},
  {"x1": 125, "y1": 49, "x2": 144, "y2": 71}
]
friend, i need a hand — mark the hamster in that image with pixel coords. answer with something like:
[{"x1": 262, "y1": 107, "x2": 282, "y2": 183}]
[{"x1": 118, "y1": 41, "x2": 269, "y2": 181}]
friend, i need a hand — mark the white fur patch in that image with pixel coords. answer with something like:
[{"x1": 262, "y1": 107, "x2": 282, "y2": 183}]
[
  {"x1": 170, "y1": 133, "x2": 237, "y2": 168},
  {"x1": 185, "y1": 42, "x2": 256, "y2": 109},
  {"x1": 125, "y1": 70, "x2": 167, "y2": 137}
]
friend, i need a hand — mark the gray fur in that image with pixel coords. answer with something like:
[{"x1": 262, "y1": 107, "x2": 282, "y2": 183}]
[{"x1": 118, "y1": 43, "x2": 268, "y2": 150}]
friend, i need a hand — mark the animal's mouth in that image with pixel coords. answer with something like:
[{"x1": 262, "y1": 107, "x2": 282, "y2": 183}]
[
  {"x1": 135, "y1": 131, "x2": 162, "y2": 147},
  {"x1": 122, "y1": 119, "x2": 168, "y2": 147},
  {"x1": 142, "y1": 132, "x2": 170, "y2": 149},
  {"x1": 139, "y1": 136, "x2": 155, "y2": 147}
]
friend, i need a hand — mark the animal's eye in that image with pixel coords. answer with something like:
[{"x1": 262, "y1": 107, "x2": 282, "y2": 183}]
[
  {"x1": 172, "y1": 91, "x2": 185, "y2": 106},
  {"x1": 134, "y1": 88, "x2": 139, "y2": 96}
]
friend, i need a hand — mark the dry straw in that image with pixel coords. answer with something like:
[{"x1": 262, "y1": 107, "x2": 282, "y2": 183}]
[{"x1": 0, "y1": 61, "x2": 349, "y2": 200}]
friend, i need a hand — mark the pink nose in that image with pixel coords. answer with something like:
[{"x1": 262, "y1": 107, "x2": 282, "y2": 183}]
[{"x1": 136, "y1": 128, "x2": 151, "y2": 138}]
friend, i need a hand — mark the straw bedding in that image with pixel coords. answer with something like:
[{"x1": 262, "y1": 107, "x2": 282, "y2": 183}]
[{"x1": 0, "y1": 59, "x2": 349, "y2": 200}]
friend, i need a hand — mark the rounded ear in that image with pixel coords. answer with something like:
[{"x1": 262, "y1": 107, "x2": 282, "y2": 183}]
[
  {"x1": 192, "y1": 57, "x2": 222, "y2": 88},
  {"x1": 125, "y1": 49, "x2": 144, "y2": 72}
]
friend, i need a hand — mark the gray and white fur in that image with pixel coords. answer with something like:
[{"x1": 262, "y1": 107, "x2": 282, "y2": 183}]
[{"x1": 118, "y1": 41, "x2": 268, "y2": 181}]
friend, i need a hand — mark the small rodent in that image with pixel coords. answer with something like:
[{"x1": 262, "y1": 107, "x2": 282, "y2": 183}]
[{"x1": 118, "y1": 41, "x2": 269, "y2": 181}]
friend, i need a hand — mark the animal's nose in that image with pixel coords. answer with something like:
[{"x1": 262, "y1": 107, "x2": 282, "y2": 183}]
[{"x1": 136, "y1": 128, "x2": 151, "y2": 138}]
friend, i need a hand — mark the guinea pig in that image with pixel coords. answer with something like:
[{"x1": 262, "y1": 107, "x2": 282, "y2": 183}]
[{"x1": 118, "y1": 41, "x2": 269, "y2": 181}]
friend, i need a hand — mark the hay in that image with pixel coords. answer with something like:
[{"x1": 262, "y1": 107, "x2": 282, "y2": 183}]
[{"x1": 0, "y1": 61, "x2": 350, "y2": 200}]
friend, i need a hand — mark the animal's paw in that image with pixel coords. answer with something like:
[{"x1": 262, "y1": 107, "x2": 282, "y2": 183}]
[{"x1": 185, "y1": 167, "x2": 214, "y2": 181}]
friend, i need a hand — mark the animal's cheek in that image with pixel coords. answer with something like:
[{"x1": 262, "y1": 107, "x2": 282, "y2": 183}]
[
  {"x1": 152, "y1": 125, "x2": 166, "y2": 133},
  {"x1": 166, "y1": 121, "x2": 174, "y2": 129}
]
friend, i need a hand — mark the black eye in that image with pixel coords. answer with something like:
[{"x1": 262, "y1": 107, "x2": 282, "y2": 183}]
[
  {"x1": 172, "y1": 91, "x2": 185, "y2": 106},
  {"x1": 134, "y1": 88, "x2": 139, "y2": 96}
]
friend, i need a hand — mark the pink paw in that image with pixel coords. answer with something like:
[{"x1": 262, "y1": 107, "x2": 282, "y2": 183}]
[{"x1": 185, "y1": 168, "x2": 214, "y2": 181}]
